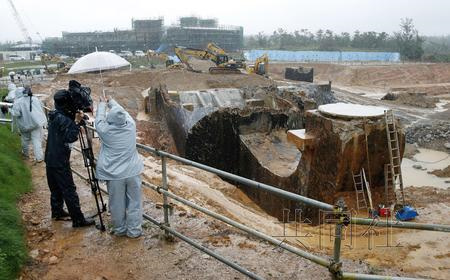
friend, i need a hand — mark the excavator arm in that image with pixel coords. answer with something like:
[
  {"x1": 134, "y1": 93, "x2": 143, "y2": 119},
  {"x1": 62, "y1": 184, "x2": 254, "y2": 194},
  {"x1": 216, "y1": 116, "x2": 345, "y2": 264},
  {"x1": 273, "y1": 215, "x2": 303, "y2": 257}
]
[
  {"x1": 206, "y1": 42, "x2": 227, "y2": 56},
  {"x1": 174, "y1": 45, "x2": 241, "y2": 74},
  {"x1": 41, "y1": 54, "x2": 54, "y2": 74},
  {"x1": 41, "y1": 54, "x2": 70, "y2": 74},
  {"x1": 147, "y1": 50, "x2": 174, "y2": 67},
  {"x1": 247, "y1": 54, "x2": 268, "y2": 75},
  {"x1": 174, "y1": 46, "x2": 211, "y2": 72}
]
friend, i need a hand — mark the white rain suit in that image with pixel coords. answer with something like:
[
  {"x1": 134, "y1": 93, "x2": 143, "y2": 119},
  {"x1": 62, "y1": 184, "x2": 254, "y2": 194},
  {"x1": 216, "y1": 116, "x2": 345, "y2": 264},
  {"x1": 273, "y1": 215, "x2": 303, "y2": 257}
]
[
  {"x1": 5, "y1": 83, "x2": 17, "y2": 102},
  {"x1": 11, "y1": 87, "x2": 47, "y2": 161},
  {"x1": 95, "y1": 99, "x2": 144, "y2": 237}
]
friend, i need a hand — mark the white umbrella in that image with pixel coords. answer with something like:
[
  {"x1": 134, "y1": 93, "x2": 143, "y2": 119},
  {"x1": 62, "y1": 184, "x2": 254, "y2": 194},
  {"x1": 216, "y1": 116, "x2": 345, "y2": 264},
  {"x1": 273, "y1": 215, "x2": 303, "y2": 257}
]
[{"x1": 68, "y1": 51, "x2": 130, "y2": 74}]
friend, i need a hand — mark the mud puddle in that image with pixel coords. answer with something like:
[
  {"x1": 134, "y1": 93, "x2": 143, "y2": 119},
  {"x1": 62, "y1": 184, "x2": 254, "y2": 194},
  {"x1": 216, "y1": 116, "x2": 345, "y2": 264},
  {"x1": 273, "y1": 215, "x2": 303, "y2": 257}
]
[
  {"x1": 141, "y1": 153, "x2": 449, "y2": 279},
  {"x1": 402, "y1": 148, "x2": 450, "y2": 189}
]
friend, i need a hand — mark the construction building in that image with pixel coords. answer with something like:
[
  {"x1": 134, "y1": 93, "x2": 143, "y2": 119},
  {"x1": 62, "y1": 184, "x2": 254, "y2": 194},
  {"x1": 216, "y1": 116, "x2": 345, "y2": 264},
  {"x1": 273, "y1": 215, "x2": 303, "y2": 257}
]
[
  {"x1": 166, "y1": 17, "x2": 243, "y2": 51},
  {"x1": 42, "y1": 18, "x2": 164, "y2": 56},
  {"x1": 0, "y1": 43, "x2": 41, "y2": 61},
  {"x1": 41, "y1": 17, "x2": 243, "y2": 56}
]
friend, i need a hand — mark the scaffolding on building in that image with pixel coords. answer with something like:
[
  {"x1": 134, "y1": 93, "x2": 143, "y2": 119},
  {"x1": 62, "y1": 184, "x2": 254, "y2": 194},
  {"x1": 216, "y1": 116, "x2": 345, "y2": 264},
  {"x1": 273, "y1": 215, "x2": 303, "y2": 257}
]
[{"x1": 42, "y1": 16, "x2": 243, "y2": 56}]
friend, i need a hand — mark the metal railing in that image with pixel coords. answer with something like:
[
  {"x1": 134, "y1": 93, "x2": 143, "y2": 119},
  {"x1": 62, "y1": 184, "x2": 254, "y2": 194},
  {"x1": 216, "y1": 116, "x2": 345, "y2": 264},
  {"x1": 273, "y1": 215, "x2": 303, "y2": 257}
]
[
  {"x1": 66, "y1": 124, "x2": 449, "y2": 280},
  {"x1": 33, "y1": 107, "x2": 449, "y2": 279},
  {"x1": 0, "y1": 101, "x2": 14, "y2": 132}
]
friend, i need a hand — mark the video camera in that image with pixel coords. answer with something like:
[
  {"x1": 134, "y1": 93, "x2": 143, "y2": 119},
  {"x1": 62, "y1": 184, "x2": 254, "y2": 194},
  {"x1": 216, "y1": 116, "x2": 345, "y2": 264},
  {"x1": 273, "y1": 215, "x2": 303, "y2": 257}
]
[
  {"x1": 68, "y1": 80, "x2": 93, "y2": 113},
  {"x1": 55, "y1": 80, "x2": 93, "y2": 119}
]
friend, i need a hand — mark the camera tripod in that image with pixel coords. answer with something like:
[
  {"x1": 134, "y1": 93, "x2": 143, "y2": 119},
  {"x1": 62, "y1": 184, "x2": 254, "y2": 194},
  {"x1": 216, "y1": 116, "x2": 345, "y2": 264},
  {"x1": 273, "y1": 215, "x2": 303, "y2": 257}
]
[{"x1": 78, "y1": 121, "x2": 107, "y2": 231}]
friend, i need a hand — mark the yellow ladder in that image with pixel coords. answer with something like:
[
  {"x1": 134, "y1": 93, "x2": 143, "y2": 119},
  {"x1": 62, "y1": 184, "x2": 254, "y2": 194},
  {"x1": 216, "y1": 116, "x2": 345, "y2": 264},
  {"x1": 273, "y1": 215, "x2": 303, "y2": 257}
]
[
  {"x1": 353, "y1": 169, "x2": 370, "y2": 211},
  {"x1": 383, "y1": 164, "x2": 397, "y2": 206},
  {"x1": 384, "y1": 110, "x2": 405, "y2": 205}
]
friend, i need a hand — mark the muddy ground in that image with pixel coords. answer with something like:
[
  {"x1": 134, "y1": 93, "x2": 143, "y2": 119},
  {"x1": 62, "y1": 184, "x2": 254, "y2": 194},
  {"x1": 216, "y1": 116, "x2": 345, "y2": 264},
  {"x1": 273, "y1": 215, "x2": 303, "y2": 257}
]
[
  {"x1": 19, "y1": 63, "x2": 450, "y2": 279},
  {"x1": 19, "y1": 153, "x2": 376, "y2": 280}
]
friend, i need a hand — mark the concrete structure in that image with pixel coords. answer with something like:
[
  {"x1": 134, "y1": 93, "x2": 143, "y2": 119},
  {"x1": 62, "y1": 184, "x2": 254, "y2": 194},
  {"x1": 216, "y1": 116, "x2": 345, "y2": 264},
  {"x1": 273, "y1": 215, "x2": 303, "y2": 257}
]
[
  {"x1": 42, "y1": 18, "x2": 163, "y2": 56},
  {"x1": 150, "y1": 84, "x2": 404, "y2": 222},
  {"x1": 0, "y1": 43, "x2": 41, "y2": 61},
  {"x1": 42, "y1": 17, "x2": 243, "y2": 56},
  {"x1": 166, "y1": 17, "x2": 243, "y2": 51}
]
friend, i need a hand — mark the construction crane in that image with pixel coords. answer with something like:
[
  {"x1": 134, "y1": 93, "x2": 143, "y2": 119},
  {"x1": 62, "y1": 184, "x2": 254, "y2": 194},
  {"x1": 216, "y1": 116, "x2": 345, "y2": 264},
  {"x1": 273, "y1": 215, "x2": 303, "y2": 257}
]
[{"x1": 6, "y1": 0, "x2": 32, "y2": 45}]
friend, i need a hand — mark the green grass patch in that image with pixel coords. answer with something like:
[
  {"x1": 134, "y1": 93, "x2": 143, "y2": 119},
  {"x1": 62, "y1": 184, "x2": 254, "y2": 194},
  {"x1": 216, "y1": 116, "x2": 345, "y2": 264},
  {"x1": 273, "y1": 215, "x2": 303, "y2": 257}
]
[
  {"x1": 0, "y1": 60, "x2": 43, "y2": 69},
  {"x1": 0, "y1": 88, "x2": 7, "y2": 100},
  {"x1": 0, "y1": 125, "x2": 32, "y2": 280}
]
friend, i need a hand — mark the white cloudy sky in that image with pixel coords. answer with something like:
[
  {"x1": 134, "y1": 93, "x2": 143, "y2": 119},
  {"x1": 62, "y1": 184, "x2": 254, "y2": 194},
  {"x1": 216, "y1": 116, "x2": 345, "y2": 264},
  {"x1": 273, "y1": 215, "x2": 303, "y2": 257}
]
[{"x1": 0, "y1": 0, "x2": 448, "y2": 42}]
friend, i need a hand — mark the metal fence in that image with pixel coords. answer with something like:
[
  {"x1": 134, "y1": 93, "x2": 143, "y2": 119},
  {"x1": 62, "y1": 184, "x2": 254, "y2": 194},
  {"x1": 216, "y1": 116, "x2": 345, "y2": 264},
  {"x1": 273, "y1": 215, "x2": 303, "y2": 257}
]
[
  {"x1": 58, "y1": 123, "x2": 449, "y2": 280},
  {"x1": 0, "y1": 102, "x2": 14, "y2": 132},
  {"x1": 244, "y1": 50, "x2": 400, "y2": 63},
  {"x1": 0, "y1": 75, "x2": 54, "y2": 87}
]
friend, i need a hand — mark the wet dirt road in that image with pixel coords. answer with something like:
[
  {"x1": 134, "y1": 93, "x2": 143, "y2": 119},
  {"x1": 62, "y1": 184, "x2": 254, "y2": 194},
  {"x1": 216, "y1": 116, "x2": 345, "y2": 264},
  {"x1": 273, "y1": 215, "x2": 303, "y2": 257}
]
[{"x1": 20, "y1": 152, "x2": 375, "y2": 280}]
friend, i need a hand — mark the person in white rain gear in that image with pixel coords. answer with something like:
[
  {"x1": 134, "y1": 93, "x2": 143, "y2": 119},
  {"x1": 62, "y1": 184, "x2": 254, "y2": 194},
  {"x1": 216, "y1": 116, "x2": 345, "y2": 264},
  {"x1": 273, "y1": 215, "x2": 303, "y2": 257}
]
[
  {"x1": 95, "y1": 96, "x2": 144, "y2": 238},
  {"x1": 5, "y1": 83, "x2": 17, "y2": 102},
  {"x1": 9, "y1": 71, "x2": 15, "y2": 82},
  {"x1": 11, "y1": 87, "x2": 47, "y2": 162}
]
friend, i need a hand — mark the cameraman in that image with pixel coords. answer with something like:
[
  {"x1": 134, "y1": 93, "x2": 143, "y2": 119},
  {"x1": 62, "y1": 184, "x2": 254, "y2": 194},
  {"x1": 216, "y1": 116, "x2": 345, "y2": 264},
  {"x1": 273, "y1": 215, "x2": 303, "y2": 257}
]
[
  {"x1": 11, "y1": 87, "x2": 47, "y2": 162},
  {"x1": 44, "y1": 90, "x2": 95, "y2": 227},
  {"x1": 95, "y1": 96, "x2": 143, "y2": 238}
]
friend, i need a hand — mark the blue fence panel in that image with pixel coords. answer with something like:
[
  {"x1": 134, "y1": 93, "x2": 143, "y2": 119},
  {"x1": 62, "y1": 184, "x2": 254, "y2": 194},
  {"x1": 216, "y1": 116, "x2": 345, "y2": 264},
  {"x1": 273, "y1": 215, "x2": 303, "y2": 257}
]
[{"x1": 244, "y1": 50, "x2": 400, "y2": 62}]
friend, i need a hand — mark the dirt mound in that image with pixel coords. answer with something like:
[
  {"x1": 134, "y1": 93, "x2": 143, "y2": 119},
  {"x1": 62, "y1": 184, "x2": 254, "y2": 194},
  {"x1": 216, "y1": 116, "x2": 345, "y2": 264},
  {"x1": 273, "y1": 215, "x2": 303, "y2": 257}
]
[
  {"x1": 148, "y1": 69, "x2": 275, "y2": 91},
  {"x1": 429, "y1": 165, "x2": 450, "y2": 178},
  {"x1": 51, "y1": 69, "x2": 154, "y2": 89},
  {"x1": 403, "y1": 186, "x2": 450, "y2": 206},
  {"x1": 186, "y1": 57, "x2": 216, "y2": 72},
  {"x1": 47, "y1": 68, "x2": 274, "y2": 98},
  {"x1": 270, "y1": 63, "x2": 450, "y2": 88},
  {"x1": 103, "y1": 70, "x2": 155, "y2": 88},
  {"x1": 406, "y1": 120, "x2": 450, "y2": 151},
  {"x1": 381, "y1": 91, "x2": 439, "y2": 108},
  {"x1": 390, "y1": 83, "x2": 450, "y2": 97}
]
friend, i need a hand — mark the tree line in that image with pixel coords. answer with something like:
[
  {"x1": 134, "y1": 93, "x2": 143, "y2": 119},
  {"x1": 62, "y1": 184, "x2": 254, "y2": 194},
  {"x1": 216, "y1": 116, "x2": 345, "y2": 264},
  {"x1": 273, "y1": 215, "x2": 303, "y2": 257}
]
[{"x1": 245, "y1": 18, "x2": 440, "y2": 61}]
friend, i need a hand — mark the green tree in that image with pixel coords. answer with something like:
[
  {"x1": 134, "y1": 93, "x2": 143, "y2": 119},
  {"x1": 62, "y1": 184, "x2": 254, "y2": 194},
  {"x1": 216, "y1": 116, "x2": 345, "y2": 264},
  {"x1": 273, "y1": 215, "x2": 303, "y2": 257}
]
[
  {"x1": 395, "y1": 18, "x2": 424, "y2": 60},
  {"x1": 256, "y1": 32, "x2": 268, "y2": 48}
]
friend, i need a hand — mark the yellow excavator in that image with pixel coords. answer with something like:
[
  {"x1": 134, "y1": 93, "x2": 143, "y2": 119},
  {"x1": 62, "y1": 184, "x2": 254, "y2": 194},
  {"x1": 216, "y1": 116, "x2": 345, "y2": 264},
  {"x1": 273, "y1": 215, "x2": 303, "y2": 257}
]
[
  {"x1": 41, "y1": 54, "x2": 70, "y2": 74},
  {"x1": 206, "y1": 43, "x2": 246, "y2": 69},
  {"x1": 174, "y1": 45, "x2": 241, "y2": 74},
  {"x1": 246, "y1": 54, "x2": 268, "y2": 75},
  {"x1": 146, "y1": 50, "x2": 174, "y2": 67},
  {"x1": 206, "y1": 42, "x2": 268, "y2": 75}
]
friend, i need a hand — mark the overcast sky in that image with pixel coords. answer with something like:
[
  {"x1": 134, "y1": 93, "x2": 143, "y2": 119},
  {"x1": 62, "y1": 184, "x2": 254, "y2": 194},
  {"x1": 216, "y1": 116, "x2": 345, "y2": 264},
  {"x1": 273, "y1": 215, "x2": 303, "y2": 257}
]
[{"x1": 1, "y1": 0, "x2": 448, "y2": 43}]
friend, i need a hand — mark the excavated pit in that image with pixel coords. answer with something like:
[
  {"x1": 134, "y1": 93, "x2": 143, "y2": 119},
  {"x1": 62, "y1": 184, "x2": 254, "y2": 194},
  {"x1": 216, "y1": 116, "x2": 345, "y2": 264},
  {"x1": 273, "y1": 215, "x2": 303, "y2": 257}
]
[{"x1": 150, "y1": 85, "x2": 405, "y2": 223}]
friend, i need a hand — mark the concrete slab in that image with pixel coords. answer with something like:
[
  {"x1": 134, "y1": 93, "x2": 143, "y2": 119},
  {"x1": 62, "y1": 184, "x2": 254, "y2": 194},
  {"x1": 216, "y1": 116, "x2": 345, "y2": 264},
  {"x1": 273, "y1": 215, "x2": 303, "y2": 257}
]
[
  {"x1": 318, "y1": 102, "x2": 387, "y2": 119},
  {"x1": 287, "y1": 129, "x2": 315, "y2": 151},
  {"x1": 178, "y1": 88, "x2": 245, "y2": 110}
]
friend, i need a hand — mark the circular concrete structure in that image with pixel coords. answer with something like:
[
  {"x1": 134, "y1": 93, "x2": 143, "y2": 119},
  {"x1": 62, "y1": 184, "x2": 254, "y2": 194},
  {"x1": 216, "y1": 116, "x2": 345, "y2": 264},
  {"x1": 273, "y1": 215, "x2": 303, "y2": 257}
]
[{"x1": 318, "y1": 103, "x2": 387, "y2": 119}]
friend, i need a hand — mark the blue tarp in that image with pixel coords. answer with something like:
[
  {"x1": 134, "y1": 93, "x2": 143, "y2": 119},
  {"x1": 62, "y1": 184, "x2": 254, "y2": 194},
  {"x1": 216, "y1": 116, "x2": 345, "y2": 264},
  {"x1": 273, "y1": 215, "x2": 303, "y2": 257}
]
[
  {"x1": 156, "y1": 44, "x2": 170, "y2": 53},
  {"x1": 244, "y1": 50, "x2": 400, "y2": 62}
]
